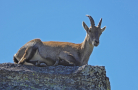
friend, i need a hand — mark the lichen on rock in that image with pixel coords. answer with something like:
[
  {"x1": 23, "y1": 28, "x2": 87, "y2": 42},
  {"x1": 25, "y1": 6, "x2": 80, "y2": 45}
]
[{"x1": 0, "y1": 63, "x2": 111, "y2": 90}]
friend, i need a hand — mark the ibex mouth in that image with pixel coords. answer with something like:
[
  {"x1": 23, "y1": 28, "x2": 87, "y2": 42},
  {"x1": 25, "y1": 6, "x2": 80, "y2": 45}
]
[
  {"x1": 91, "y1": 41, "x2": 98, "y2": 46},
  {"x1": 94, "y1": 43, "x2": 99, "y2": 47},
  {"x1": 94, "y1": 42, "x2": 99, "y2": 47}
]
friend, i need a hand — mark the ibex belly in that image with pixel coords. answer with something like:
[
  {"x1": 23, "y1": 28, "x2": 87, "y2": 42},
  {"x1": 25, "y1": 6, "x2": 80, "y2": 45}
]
[{"x1": 30, "y1": 50, "x2": 55, "y2": 65}]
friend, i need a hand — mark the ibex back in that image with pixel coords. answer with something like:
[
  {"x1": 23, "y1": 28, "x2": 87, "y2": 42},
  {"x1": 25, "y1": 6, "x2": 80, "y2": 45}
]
[{"x1": 13, "y1": 15, "x2": 106, "y2": 66}]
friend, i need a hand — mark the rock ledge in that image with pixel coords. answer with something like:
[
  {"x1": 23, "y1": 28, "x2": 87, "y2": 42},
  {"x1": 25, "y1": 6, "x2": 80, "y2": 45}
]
[{"x1": 0, "y1": 63, "x2": 111, "y2": 90}]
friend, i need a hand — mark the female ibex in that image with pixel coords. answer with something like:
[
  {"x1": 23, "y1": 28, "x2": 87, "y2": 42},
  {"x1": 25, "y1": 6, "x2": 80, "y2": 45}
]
[{"x1": 13, "y1": 15, "x2": 106, "y2": 66}]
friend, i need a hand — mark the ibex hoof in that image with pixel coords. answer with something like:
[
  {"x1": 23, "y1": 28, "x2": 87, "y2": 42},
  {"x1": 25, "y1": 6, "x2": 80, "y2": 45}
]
[
  {"x1": 36, "y1": 61, "x2": 47, "y2": 67},
  {"x1": 53, "y1": 59, "x2": 59, "y2": 66}
]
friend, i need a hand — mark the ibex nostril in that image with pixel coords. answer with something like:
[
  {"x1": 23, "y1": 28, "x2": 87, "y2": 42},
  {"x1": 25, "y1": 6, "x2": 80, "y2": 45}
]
[{"x1": 95, "y1": 40, "x2": 99, "y2": 43}]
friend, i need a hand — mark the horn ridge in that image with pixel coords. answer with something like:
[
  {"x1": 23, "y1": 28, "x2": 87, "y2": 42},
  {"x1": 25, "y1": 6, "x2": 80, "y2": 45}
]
[
  {"x1": 86, "y1": 15, "x2": 95, "y2": 27},
  {"x1": 98, "y1": 18, "x2": 102, "y2": 28}
]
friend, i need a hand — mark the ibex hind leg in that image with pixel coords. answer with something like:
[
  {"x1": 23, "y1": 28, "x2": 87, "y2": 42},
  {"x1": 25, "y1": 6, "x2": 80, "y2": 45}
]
[
  {"x1": 59, "y1": 51, "x2": 80, "y2": 66},
  {"x1": 18, "y1": 46, "x2": 37, "y2": 65}
]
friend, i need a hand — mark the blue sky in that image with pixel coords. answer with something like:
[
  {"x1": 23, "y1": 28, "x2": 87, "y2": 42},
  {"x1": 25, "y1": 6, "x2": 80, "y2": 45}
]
[{"x1": 0, "y1": 0, "x2": 138, "y2": 90}]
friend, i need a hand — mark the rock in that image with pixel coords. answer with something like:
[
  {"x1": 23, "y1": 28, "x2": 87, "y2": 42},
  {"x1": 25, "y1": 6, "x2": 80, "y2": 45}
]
[{"x1": 0, "y1": 63, "x2": 111, "y2": 90}]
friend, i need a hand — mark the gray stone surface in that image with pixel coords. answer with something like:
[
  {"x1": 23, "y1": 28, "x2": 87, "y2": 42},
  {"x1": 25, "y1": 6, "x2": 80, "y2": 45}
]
[{"x1": 0, "y1": 63, "x2": 111, "y2": 90}]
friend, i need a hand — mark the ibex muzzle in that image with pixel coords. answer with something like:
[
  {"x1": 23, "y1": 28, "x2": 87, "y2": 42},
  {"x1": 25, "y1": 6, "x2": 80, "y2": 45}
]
[{"x1": 13, "y1": 15, "x2": 106, "y2": 66}]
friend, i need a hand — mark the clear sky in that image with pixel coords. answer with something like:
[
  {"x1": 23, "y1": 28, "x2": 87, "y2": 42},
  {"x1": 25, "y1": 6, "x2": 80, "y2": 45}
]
[{"x1": 0, "y1": 0, "x2": 138, "y2": 90}]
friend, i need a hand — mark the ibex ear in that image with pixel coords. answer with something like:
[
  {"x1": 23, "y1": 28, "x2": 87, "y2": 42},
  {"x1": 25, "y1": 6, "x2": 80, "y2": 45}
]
[
  {"x1": 82, "y1": 21, "x2": 89, "y2": 32},
  {"x1": 101, "y1": 26, "x2": 106, "y2": 32}
]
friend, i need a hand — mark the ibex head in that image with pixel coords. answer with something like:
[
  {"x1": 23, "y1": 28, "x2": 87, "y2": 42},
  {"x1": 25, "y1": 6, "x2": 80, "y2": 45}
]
[{"x1": 82, "y1": 15, "x2": 106, "y2": 46}]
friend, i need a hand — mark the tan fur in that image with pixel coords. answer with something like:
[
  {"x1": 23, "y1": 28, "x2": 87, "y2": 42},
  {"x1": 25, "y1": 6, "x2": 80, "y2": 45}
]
[{"x1": 13, "y1": 15, "x2": 106, "y2": 66}]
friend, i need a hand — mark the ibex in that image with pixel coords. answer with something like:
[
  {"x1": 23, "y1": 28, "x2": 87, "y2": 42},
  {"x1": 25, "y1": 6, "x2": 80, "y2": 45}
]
[{"x1": 13, "y1": 15, "x2": 106, "y2": 66}]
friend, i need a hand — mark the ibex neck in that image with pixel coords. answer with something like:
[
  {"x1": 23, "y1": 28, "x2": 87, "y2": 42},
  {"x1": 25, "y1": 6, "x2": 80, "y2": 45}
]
[{"x1": 80, "y1": 34, "x2": 94, "y2": 65}]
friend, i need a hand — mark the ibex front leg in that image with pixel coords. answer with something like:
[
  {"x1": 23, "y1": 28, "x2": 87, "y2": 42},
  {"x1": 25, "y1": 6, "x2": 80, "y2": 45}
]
[
  {"x1": 28, "y1": 61, "x2": 47, "y2": 67},
  {"x1": 59, "y1": 51, "x2": 80, "y2": 66},
  {"x1": 18, "y1": 46, "x2": 37, "y2": 65}
]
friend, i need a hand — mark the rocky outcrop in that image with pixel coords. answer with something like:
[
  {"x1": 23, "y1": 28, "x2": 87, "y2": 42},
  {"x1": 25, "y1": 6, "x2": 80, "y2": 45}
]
[{"x1": 0, "y1": 63, "x2": 110, "y2": 90}]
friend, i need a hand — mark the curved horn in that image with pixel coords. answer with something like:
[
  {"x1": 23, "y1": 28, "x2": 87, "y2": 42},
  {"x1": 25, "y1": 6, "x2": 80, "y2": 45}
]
[
  {"x1": 98, "y1": 18, "x2": 102, "y2": 28},
  {"x1": 86, "y1": 15, "x2": 95, "y2": 27}
]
